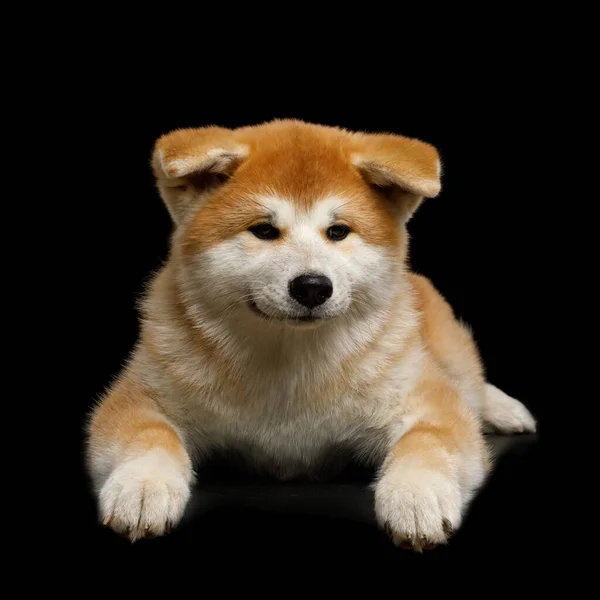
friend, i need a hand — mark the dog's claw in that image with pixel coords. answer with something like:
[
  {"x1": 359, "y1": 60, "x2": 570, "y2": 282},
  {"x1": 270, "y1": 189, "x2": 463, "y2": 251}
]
[
  {"x1": 442, "y1": 519, "x2": 455, "y2": 537},
  {"x1": 389, "y1": 530, "x2": 439, "y2": 552}
]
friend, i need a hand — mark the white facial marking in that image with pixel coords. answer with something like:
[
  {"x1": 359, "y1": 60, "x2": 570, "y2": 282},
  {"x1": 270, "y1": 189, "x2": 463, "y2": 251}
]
[{"x1": 181, "y1": 194, "x2": 398, "y2": 328}]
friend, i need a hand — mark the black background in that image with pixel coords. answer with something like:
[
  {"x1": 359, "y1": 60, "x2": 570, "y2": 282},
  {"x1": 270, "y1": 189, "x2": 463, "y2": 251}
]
[{"x1": 69, "y1": 70, "x2": 556, "y2": 571}]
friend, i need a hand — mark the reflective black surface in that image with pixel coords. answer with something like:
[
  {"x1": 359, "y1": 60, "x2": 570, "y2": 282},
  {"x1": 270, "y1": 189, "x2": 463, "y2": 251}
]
[{"x1": 75, "y1": 433, "x2": 545, "y2": 565}]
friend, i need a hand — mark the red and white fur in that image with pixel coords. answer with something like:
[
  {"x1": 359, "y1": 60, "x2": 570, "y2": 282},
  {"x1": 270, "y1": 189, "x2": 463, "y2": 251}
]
[{"x1": 86, "y1": 119, "x2": 536, "y2": 551}]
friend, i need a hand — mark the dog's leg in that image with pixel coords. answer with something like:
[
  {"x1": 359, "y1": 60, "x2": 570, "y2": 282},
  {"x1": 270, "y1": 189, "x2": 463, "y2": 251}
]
[
  {"x1": 481, "y1": 382, "x2": 536, "y2": 434},
  {"x1": 374, "y1": 376, "x2": 490, "y2": 551},
  {"x1": 409, "y1": 274, "x2": 536, "y2": 434},
  {"x1": 86, "y1": 377, "x2": 194, "y2": 541}
]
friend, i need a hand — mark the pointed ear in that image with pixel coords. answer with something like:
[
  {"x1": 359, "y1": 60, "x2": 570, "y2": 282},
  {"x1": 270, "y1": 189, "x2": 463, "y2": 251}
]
[
  {"x1": 350, "y1": 132, "x2": 442, "y2": 221},
  {"x1": 151, "y1": 127, "x2": 248, "y2": 224}
]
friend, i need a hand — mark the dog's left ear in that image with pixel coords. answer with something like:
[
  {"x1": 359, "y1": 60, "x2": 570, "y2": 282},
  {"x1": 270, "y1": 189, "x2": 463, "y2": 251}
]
[{"x1": 350, "y1": 133, "x2": 442, "y2": 221}]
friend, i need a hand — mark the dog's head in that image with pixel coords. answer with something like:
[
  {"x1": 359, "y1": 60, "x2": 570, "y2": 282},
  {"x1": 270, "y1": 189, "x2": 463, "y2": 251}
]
[{"x1": 152, "y1": 120, "x2": 441, "y2": 328}]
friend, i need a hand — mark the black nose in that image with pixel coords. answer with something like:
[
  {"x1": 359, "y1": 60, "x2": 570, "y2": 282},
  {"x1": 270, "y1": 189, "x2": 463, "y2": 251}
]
[{"x1": 289, "y1": 274, "x2": 333, "y2": 309}]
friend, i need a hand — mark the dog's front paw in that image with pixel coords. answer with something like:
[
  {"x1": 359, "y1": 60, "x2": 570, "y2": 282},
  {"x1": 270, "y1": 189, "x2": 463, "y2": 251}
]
[
  {"x1": 99, "y1": 449, "x2": 192, "y2": 541},
  {"x1": 374, "y1": 467, "x2": 462, "y2": 552}
]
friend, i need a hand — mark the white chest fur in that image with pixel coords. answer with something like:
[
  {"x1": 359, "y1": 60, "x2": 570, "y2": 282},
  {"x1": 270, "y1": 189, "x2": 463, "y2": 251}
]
[{"x1": 136, "y1": 285, "x2": 423, "y2": 477}]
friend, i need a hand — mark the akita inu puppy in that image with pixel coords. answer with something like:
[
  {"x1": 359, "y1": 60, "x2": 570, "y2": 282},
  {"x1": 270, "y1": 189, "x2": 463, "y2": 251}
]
[{"x1": 86, "y1": 119, "x2": 536, "y2": 551}]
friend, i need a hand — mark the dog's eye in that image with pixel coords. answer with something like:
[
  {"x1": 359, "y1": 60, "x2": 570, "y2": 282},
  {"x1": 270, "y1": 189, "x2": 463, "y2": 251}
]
[
  {"x1": 215, "y1": 172, "x2": 230, "y2": 184},
  {"x1": 249, "y1": 223, "x2": 280, "y2": 240},
  {"x1": 326, "y1": 224, "x2": 350, "y2": 241}
]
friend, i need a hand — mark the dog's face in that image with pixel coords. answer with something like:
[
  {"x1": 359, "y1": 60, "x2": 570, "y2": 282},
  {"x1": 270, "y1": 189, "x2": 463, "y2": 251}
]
[{"x1": 152, "y1": 120, "x2": 441, "y2": 328}]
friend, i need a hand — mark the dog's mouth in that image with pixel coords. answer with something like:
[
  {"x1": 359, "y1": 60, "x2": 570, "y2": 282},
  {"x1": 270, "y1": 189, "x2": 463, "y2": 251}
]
[{"x1": 248, "y1": 301, "x2": 319, "y2": 324}]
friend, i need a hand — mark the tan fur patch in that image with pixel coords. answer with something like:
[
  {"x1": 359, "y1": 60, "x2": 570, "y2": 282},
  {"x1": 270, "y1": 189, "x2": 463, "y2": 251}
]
[
  {"x1": 410, "y1": 273, "x2": 486, "y2": 390},
  {"x1": 386, "y1": 373, "x2": 486, "y2": 474},
  {"x1": 153, "y1": 120, "x2": 441, "y2": 252},
  {"x1": 88, "y1": 377, "x2": 187, "y2": 463}
]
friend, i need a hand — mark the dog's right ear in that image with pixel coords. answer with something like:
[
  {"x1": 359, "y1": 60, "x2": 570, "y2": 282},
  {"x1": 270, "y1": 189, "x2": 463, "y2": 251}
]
[{"x1": 151, "y1": 127, "x2": 248, "y2": 224}]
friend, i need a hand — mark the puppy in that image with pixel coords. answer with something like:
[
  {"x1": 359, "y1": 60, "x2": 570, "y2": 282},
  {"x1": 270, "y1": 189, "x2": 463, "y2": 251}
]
[{"x1": 86, "y1": 119, "x2": 536, "y2": 550}]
